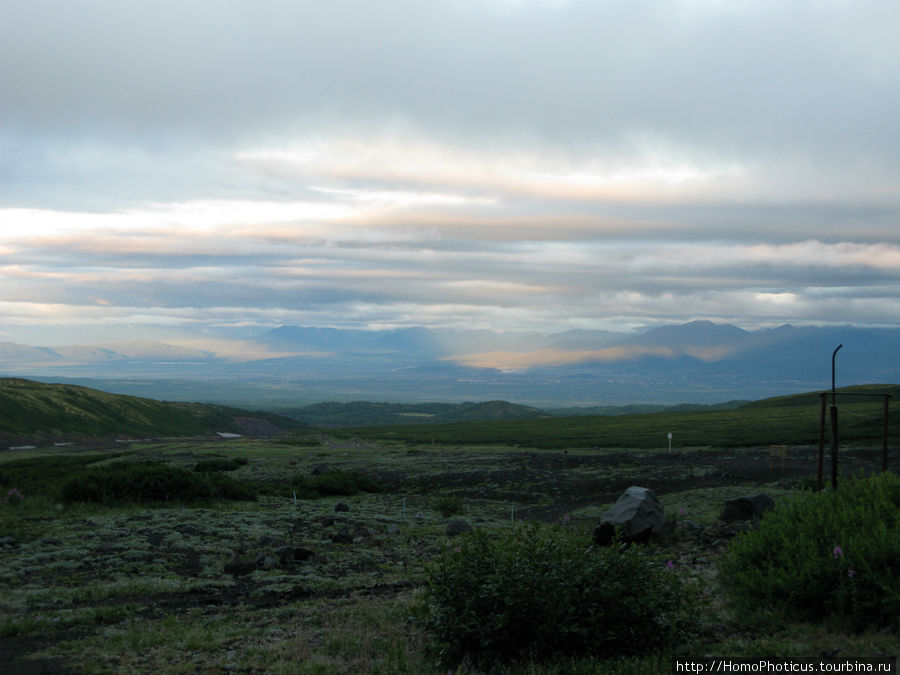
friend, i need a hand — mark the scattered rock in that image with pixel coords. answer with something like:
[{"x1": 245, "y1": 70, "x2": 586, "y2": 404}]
[
  {"x1": 254, "y1": 554, "x2": 278, "y2": 570},
  {"x1": 387, "y1": 524, "x2": 401, "y2": 535},
  {"x1": 0, "y1": 535, "x2": 16, "y2": 547},
  {"x1": 679, "y1": 519, "x2": 702, "y2": 532},
  {"x1": 721, "y1": 493, "x2": 775, "y2": 522},
  {"x1": 224, "y1": 558, "x2": 257, "y2": 576},
  {"x1": 593, "y1": 486, "x2": 666, "y2": 545},
  {"x1": 294, "y1": 547, "x2": 316, "y2": 562},
  {"x1": 331, "y1": 528, "x2": 354, "y2": 544},
  {"x1": 94, "y1": 541, "x2": 126, "y2": 553},
  {"x1": 317, "y1": 516, "x2": 337, "y2": 527},
  {"x1": 334, "y1": 502, "x2": 350, "y2": 512},
  {"x1": 446, "y1": 520, "x2": 472, "y2": 537}
]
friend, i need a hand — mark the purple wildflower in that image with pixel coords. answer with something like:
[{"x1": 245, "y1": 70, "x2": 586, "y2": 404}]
[
  {"x1": 666, "y1": 560, "x2": 675, "y2": 570},
  {"x1": 847, "y1": 569, "x2": 855, "y2": 578},
  {"x1": 833, "y1": 545, "x2": 843, "y2": 559}
]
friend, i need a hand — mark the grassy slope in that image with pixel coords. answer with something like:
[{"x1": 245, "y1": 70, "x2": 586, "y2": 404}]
[
  {"x1": 283, "y1": 400, "x2": 546, "y2": 426},
  {"x1": 0, "y1": 378, "x2": 302, "y2": 437},
  {"x1": 331, "y1": 384, "x2": 900, "y2": 449}
]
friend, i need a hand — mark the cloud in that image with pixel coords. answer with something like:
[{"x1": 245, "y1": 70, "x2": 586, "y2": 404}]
[{"x1": 0, "y1": 1, "x2": 899, "y2": 340}]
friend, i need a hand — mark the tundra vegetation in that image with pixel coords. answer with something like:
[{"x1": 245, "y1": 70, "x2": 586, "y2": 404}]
[{"x1": 0, "y1": 387, "x2": 898, "y2": 673}]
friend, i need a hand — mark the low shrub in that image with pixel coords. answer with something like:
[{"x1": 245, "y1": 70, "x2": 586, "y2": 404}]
[
  {"x1": 421, "y1": 523, "x2": 699, "y2": 670},
  {"x1": 720, "y1": 471, "x2": 900, "y2": 630},
  {"x1": 432, "y1": 495, "x2": 464, "y2": 517},
  {"x1": 59, "y1": 462, "x2": 257, "y2": 505},
  {"x1": 277, "y1": 436, "x2": 323, "y2": 447},
  {"x1": 0, "y1": 453, "x2": 126, "y2": 498},
  {"x1": 193, "y1": 457, "x2": 248, "y2": 472},
  {"x1": 291, "y1": 470, "x2": 382, "y2": 498}
]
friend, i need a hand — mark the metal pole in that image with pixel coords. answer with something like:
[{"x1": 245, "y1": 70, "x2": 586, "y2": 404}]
[
  {"x1": 830, "y1": 344, "x2": 842, "y2": 489},
  {"x1": 818, "y1": 393, "x2": 826, "y2": 491},
  {"x1": 884, "y1": 395, "x2": 891, "y2": 473}
]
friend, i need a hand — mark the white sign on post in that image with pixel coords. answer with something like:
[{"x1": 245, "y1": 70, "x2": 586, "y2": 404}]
[{"x1": 667, "y1": 432, "x2": 673, "y2": 453}]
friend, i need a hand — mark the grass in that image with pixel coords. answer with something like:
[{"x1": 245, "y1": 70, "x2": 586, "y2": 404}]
[
  {"x1": 0, "y1": 377, "x2": 304, "y2": 436},
  {"x1": 1, "y1": 430, "x2": 898, "y2": 672},
  {"x1": 326, "y1": 385, "x2": 900, "y2": 450}
]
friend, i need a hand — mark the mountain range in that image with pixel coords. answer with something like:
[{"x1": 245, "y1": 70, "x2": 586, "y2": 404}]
[{"x1": 1, "y1": 321, "x2": 898, "y2": 408}]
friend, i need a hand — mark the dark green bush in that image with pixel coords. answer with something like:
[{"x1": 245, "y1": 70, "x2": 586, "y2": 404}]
[
  {"x1": 291, "y1": 470, "x2": 382, "y2": 498},
  {"x1": 60, "y1": 462, "x2": 257, "y2": 505},
  {"x1": 432, "y1": 495, "x2": 464, "y2": 517},
  {"x1": 193, "y1": 457, "x2": 247, "y2": 472},
  {"x1": 0, "y1": 453, "x2": 126, "y2": 498},
  {"x1": 720, "y1": 471, "x2": 900, "y2": 630},
  {"x1": 422, "y1": 523, "x2": 699, "y2": 670}
]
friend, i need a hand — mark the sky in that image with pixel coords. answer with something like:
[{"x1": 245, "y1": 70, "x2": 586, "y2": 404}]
[{"x1": 2, "y1": 0, "x2": 900, "y2": 348}]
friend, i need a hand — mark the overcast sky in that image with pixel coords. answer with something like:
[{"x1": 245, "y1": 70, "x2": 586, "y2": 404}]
[{"x1": 2, "y1": 0, "x2": 899, "y2": 346}]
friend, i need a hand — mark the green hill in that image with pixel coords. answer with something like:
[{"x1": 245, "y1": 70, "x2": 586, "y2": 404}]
[
  {"x1": 282, "y1": 399, "x2": 545, "y2": 427},
  {"x1": 327, "y1": 385, "x2": 900, "y2": 449},
  {"x1": 0, "y1": 378, "x2": 305, "y2": 438}
]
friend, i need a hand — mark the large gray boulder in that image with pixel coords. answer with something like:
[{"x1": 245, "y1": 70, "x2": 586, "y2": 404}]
[{"x1": 593, "y1": 486, "x2": 665, "y2": 545}]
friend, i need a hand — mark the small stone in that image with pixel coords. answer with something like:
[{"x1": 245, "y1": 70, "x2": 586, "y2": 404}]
[
  {"x1": 294, "y1": 547, "x2": 316, "y2": 561},
  {"x1": 254, "y1": 553, "x2": 277, "y2": 570},
  {"x1": 0, "y1": 535, "x2": 16, "y2": 547},
  {"x1": 446, "y1": 520, "x2": 472, "y2": 537},
  {"x1": 334, "y1": 502, "x2": 350, "y2": 512},
  {"x1": 224, "y1": 559, "x2": 256, "y2": 576},
  {"x1": 331, "y1": 528, "x2": 354, "y2": 544}
]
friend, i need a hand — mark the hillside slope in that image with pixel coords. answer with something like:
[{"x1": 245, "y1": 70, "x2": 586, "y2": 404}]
[
  {"x1": 0, "y1": 378, "x2": 304, "y2": 438},
  {"x1": 327, "y1": 385, "x2": 900, "y2": 449}
]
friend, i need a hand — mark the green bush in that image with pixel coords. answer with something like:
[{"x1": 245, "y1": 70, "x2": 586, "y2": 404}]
[
  {"x1": 59, "y1": 462, "x2": 257, "y2": 505},
  {"x1": 421, "y1": 523, "x2": 699, "y2": 670},
  {"x1": 193, "y1": 457, "x2": 247, "y2": 472},
  {"x1": 291, "y1": 470, "x2": 382, "y2": 498},
  {"x1": 720, "y1": 471, "x2": 900, "y2": 630},
  {"x1": 432, "y1": 495, "x2": 464, "y2": 517},
  {"x1": 0, "y1": 453, "x2": 126, "y2": 498}
]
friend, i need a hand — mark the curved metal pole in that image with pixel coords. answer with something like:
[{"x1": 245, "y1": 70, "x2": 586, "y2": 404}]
[{"x1": 831, "y1": 344, "x2": 843, "y2": 401}]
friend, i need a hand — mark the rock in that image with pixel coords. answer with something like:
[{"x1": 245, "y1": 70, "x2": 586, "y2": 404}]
[
  {"x1": 0, "y1": 535, "x2": 16, "y2": 547},
  {"x1": 94, "y1": 541, "x2": 126, "y2": 553},
  {"x1": 317, "y1": 516, "x2": 337, "y2": 527},
  {"x1": 721, "y1": 494, "x2": 775, "y2": 522},
  {"x1": 294, "y1": 547, "x2": 316, "y2": 562},
  {"x1": 39, "y1": 537, "x2": 62, "y2": 546},
  {"x1": 593, "y1": 486, "x2": 665, "y2": 545},
  {"x1": 679, "y1": 519, "x2": 702, "y2": 532},
  {"x1": 387, "y1": 524, "x2": 401, "y2": 535},
  {"x1": 224, "y1": 558, "x2": 257, "y2": 576},
  {"x1": 254, "y1": 554, "x2": 278, "y2": 570},
  {"x1": 334, "y1": 502, "x2": 350, "y2": 512},
  {"x1": 257, "y1": 535, "x2": 287, "y2": 548},
  {"x1": 446, "y1": 520, "x2": 472, "y2": 537},
  {"x1": 331, "y1": 528, "x2": 354, "y2": 544}
]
